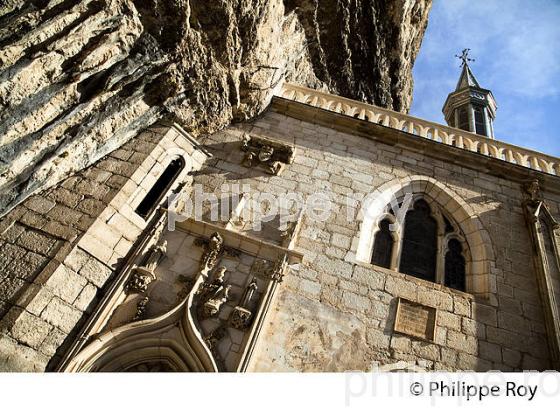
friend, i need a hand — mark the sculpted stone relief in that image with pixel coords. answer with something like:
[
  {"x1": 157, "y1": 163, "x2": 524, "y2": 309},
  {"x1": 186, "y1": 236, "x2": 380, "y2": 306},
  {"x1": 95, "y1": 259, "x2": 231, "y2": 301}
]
[
  {"x1": 198, "y1": 267, "x2": 232, "y2": 318},
  {"x1": 189, "y1": 233, "x2": 264, "y2": 365},
  {"x1": 241, "y1": 134, "x2": 296, "y2": 175},
  {"x1": 62, "y1": 221, "x2": 299, "y2": 372}
]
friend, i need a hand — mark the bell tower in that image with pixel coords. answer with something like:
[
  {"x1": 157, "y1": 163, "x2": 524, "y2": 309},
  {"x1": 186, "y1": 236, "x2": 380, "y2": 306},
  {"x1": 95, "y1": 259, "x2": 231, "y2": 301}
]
[{"x1": 442, "y1": 49, "x2": 497, "y2": 138}]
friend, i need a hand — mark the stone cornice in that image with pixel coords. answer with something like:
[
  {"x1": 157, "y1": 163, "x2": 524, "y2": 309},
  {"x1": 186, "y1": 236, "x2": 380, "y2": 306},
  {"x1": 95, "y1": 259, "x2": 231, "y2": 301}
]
[
  {"x1": 275, "y1": 83, "x2": 559, "y2": 172},
  {"x1": 272, "y1": 84, "x2": 560, "y2": 193}
]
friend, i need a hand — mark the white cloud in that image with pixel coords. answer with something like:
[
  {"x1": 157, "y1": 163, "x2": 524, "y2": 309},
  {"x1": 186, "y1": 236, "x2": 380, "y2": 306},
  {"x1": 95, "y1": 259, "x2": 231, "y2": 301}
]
[
  {"x1": 411, "y1": 0, "x2": 560, "y2": 156},
  {"x1": 427, "y1": 0, "x2": 560, "y2": 98}
]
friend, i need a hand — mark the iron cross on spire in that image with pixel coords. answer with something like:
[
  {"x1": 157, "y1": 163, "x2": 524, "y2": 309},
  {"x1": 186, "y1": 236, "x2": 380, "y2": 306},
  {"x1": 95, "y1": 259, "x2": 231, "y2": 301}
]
[{"x1": 455, "y1": 48, "x2": 475, "y2": 67}]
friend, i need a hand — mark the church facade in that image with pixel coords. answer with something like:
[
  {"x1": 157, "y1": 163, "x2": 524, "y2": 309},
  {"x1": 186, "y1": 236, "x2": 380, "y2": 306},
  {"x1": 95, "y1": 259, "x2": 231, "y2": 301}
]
[{"x1": 1, "y1": 64, "x2": 560, "y2": 372}]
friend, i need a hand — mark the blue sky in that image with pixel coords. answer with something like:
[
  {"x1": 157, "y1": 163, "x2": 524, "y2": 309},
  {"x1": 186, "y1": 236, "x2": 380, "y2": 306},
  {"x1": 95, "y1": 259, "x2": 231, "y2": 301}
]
[{"x1": 410, "y1": 0, "x2": 560, "y2": 156}]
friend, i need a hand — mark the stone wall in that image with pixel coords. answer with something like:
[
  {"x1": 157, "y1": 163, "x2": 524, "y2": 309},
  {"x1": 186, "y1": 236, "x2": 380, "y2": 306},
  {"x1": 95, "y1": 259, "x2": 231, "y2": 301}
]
[
  {"x1": 191, "y1": 101, "x2": 559, "y2": 371},
  {"x1": 2, "y1": 95, "x2": 557, "y2": 372},
  {"x1": 0, "y1": 124, "x2": 204, "y2": 371}
]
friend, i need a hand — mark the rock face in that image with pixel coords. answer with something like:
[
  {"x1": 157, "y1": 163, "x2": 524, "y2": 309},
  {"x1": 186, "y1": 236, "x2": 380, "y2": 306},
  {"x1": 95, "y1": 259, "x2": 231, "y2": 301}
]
[{"x1": 0, "y1": 0, "x2": 431, "y2": 217}]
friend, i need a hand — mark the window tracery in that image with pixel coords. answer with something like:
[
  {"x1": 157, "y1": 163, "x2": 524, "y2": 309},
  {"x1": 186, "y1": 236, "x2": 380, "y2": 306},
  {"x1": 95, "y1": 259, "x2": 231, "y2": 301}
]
[{"x1": 370, "y1": 195, "x2": 470, "y2": 292}]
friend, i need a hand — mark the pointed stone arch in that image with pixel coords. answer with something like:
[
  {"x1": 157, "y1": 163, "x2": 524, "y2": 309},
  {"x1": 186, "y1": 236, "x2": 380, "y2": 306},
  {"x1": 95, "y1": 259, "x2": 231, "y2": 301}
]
[
  {"x1": 356, "y1": 175, "x2": 496, "y2": 298},
  {"x1": 61, "y1": 283, "x2": 218, "y2": 372}
]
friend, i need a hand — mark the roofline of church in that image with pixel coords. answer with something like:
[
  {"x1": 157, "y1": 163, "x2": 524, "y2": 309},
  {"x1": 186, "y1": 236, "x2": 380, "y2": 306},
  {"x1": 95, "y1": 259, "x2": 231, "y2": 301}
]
[{"x1": 272, "y1": 83, "x2": 560, "y2": 190}]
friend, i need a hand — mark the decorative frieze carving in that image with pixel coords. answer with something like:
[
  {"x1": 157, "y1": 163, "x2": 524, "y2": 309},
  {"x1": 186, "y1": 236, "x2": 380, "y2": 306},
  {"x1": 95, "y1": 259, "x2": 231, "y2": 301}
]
[
  {"x1": 241, "y1": 134, "x2": 295, "y2": 175},
  {"x1": 230, "y1": 278, "x2": 258, "y2": 330}
]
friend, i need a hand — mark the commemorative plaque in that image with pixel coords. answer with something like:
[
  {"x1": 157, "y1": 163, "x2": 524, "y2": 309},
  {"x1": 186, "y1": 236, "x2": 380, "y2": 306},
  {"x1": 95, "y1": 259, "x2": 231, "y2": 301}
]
[{"x1": 393, "y1": 297, "x2": 437, "y2": 341}]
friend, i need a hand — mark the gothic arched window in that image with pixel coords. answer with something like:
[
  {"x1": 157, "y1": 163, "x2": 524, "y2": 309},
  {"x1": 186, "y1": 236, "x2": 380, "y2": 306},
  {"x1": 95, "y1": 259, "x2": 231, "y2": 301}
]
[
  {"x1": 399, "y1": 199, "x2": 438, "y2": 282},
  {"x1": 371, "y1": 219, "x2": 394, "y2": 269},
  {"x1": 445, "y1": 239, "x2": 466, "y2": 291},
  {"x1": 135, "y1": 157, "x2": 185, "y2": 219},
  {"x1": 369, "y1": 196, "x2": 469, "y2": 292}
]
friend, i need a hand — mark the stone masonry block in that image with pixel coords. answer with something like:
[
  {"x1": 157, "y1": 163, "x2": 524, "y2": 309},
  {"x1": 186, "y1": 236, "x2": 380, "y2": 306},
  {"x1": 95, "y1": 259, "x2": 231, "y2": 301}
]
[
  {"x1": 45, "y1": 265, "x2": 87, "y2": 304},
  {"x1": 10, "y1": 310, "x2": 52, "y2": 349},
  {"x1": 78, "y1": 256, "x2": 113, "y2": 288},
  {"x1": 40, "y1": 297, "x2": 82, "y2": 333}
]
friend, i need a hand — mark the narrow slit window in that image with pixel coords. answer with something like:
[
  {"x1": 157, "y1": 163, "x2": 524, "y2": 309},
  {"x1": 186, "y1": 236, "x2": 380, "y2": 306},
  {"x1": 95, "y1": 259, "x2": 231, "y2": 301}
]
[{"x1": 135, "y1": 157, "x2": 185, "y2": 219}]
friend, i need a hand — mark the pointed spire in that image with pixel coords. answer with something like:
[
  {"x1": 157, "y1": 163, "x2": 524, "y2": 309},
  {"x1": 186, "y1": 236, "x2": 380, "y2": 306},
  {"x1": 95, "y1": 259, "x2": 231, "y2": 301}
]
[
  {"x1": 442, "y1": 49, "x2": 497, "y2": 139},
  {"x1": 455, "y1": 64, "x2": 481, "y2": 91}
]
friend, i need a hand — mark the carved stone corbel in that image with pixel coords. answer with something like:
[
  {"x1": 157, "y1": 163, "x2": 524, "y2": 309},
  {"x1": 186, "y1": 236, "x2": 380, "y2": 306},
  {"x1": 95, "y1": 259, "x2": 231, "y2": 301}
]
[
  {"x1": 240, "y1": 134, "x2": 295, "y2": 175},
  {"x1": 523, "y1": 179, "x2": 543, "y2": 207},
  {"x1": 126, "y1": 269, "x2": 156, "y2": 294},
  {"x1": 126, "y1": 240, "x2": 167, "y2": 294}
]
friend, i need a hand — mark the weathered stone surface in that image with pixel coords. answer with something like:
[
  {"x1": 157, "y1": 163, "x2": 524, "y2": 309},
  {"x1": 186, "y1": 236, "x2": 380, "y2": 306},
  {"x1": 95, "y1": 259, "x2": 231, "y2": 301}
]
[
  {"x1": 40, "y1": 297, "x2": 82, "y2": 333},
  {"x1": 9, "y1": 310, "x2": 52, "y2": 349},
  {"x1": 0, "y1": 0, "x2": 431, "y2": 216},
  {"x1": 73, "y1": 283, "x2": 98, "y2": 312},
  {"x1": 0, "y1": 335, "x2": 49, "y2": 372},
  {"x1": 78, "y1": 256, "x2": 112, "y2": 288},
  {"x1": 45, "y1": 265, "x2": 87, "y2": 304}
]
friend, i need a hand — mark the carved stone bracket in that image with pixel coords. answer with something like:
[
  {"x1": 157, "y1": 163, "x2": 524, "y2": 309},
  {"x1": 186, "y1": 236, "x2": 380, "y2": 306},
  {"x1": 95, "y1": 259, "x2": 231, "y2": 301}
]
[
  {"x1": 523, "y1": 179, "x2": 543, "y2": 207},
  {"x1": 126, "y1": 268, "x2": 156, "y2": 294},
  {"x1": 230, "y1": 307, "x2": 252, "y2": 330},
  {"x1": 125, "y1": 239, "x2": 167, "y2": 294},
  {"x1": 241, "y1": 134, "x2": 295, "y2": 175}
]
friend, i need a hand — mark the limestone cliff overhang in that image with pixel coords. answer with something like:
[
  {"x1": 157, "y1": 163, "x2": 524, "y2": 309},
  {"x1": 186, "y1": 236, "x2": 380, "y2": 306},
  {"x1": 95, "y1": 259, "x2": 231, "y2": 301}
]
[{"x1": 274, "y1": 83, "x2": 560, "y2": 192}]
